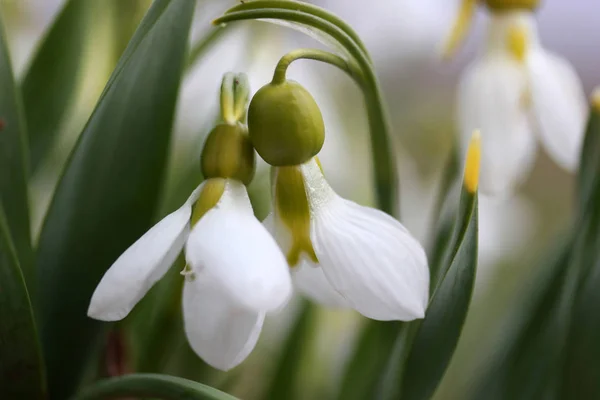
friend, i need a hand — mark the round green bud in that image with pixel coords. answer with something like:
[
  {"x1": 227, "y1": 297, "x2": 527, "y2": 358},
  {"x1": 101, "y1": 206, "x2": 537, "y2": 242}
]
[
  {"x1": 248, "y1": 80, "x2": 325, "y2": 166},
  {"x1": 484, "y1": 0, "x2": 539, "y2": 11},
  {"x1": 201, "y1": 123, "x2": 256, "y2": 185}
]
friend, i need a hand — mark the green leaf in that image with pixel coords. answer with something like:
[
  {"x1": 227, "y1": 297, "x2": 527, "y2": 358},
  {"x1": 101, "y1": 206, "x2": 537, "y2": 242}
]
[
  {"x1": 576, "y1": 100, "x2": 600, "y2": 215},
  {"x1": 379, "y1": 179, "x2": 479, "y2": 400},
  {"x1": 0, "y1": 12, "x2": 33, "y2": 288},
  {"x1": 35, "y1": 1, "x2": 195, "y2": 398},
  {"x1": 400, "y1": 188, "x2": 478, "y2": 400},
  {"x1": 264, "y1": 301, "x2": 317, "y2": 400},
  {"x1": 466, "y1": 101, "x2": 600, "y2": 399},
  {"x1": 0, "y1": 204, "x2": 45, "y2": 399},
  {"x1": 560, "y1": 100, "x2": 600, "y2": 398},
  {"x1": 337, "y1": 321, "x2": 401, "y2": 400},
  {"x1": 21, "y1": 0, "x2": 93, "y2": 173},
  {"x1": 71, "y1": 373, "x2": 239, "y2": 400},
  {"x1": 428, "y1": 146, "x2": 461, "y2": 291},
  {"x1": 467, "y1": 240, "x2": 572, "y2": 400}
]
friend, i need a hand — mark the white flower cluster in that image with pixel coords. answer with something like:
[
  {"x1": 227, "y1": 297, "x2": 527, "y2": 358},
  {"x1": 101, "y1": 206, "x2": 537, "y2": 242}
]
[
  {"x1": 449, "y1": 1, "x2": 587, "y2": 194},
  {"x1": 87, "y1": 78, "x2": 430, "y2": 370}
]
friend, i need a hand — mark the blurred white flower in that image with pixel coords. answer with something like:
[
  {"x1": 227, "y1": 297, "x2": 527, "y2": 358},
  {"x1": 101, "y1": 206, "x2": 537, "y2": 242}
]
[
  {"x1": 88, "y1": 178, "x2": 291, "y2": 370},
  {"x1": 265, "y1": 158, "x2": 430, "y2": 321},
  {"x1": 476, "y1": 194, "x2": 538, "y2": 288},
  {"x1": 322, "y1": 0, "x2": 456, "y2": 65},
  {"x1": 455, "y1": 6, "x2": 587, "y2": 195}
]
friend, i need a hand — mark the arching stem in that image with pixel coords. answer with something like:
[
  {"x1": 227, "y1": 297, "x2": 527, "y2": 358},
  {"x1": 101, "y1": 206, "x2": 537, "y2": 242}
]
[{"x1": 271, "y1": 48, "x2": 364, "y2": 86}]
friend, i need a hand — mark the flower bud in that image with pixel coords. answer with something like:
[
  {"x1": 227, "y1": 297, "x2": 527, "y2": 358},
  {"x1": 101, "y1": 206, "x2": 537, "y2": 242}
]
[
  {"x1": 484, "y1": 0, "x2": 539, "y2": 11},
  {"x1": 248, "y1": 80, "x2": 325, "y2": 166},
  {"x1": 201, "y1": 123, "x2": 256, "y2": 185}
]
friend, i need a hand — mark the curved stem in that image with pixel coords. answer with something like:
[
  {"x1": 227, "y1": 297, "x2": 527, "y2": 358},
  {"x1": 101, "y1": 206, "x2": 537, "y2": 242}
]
[
  {"x1": 214, "y1": 10, "x2": 397, "y2": 215},
  {"x1": 271, "y1": 48, "x2": 364, "y2": 85},
  {"x1": 224, "y1": 1, "x2": 371, "y2": 61},
  {"x1": 70, "y1": 373, "x2": 238, "y2": 400}
]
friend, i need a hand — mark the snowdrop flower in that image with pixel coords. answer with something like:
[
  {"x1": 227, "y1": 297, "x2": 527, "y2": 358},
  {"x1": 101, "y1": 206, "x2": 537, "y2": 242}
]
[
  {"x1": 248, "y1": 77, "x2": 430, "y2": 321},
  {"x1": 88, "y1": 74, "x2": 292, "y2": 370},
  {"x1": 446, "y1": 0, "x2": 587, "y2": 195}
]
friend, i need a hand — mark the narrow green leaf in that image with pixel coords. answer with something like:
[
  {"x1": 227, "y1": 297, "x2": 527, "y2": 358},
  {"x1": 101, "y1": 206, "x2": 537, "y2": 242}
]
[
  {"x1": 467, "y1": 101, "x2": 600, "y2": 399},
  {"x1": 264, "y1": 301, "x2": 316, "y2": 400},
  {"x1": 560, "y1": 99, "x2": 600, "y2": 398},
  {"x1": 375, "y1": 321, "x2": 417, "y2": 399},
  {"x1": 337, "y1": 321, "x2": 401, "y2": 400},
  {"x1": 400, "y1": 187, "x2": 478, "y2": 400},
  {"x1": 21, "y1": 0, "x2": 92, "y2": 173},
  {"x1": 466, "y1": 239, "x2": 571, "y2": 400},
  {"x1": 0, "y1": 204, "x2": 45, "y2": 399},
  {"x1": 428, "y1": 146, "x2": 461, "y2": 290},
  {"x1": 378, "y1": 178, "x2": 478, "y2": 400},
  {"x1": 108, "y1": 0, "x2": 152, "y2": 62},
  {"x1": 576, "y1": 99, "x2": 600, "y2": 215},
  {"x1": 71, "y1": 373, "x2": 239, "y2": 400},
  {"x1": 35, "y1": 1, "x2": 195, "y2": 398},
  {"x1": 0, "y1": 12, "x2": 33, "y2": 287}
]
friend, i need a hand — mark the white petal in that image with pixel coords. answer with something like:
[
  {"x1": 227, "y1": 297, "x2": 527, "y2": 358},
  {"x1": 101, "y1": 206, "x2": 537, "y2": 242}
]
[
  {"x1": 88, "y1": 183, "x2": 205, "y2": 321},
  {"x1": 458, "y1": 56, "x2": 537, "y2": 195},
  {"x1": 311, "y1": 196, "x2": 429, "y2": 321},
  {"x1": 185, "y1": 180, "x2": 292, "y2": 313},
  {"x1": 263, "y1": 212, "x2": 348, "y2": 308},
  {"x1": 297, "y1": 160, "x2": 429, "y2": 320},
  {"x1": 292, "y1": 263, "x2": 350, "y2": 308},
  {"x1": 528, "y1": 50, "x2": 587, "y2": 171},
  {"x1": 182, "y1": 275, "x2": 264, "y2": 371},
  {"x1": 262, "y1": 212, "x2": 291, "y2": 256}
]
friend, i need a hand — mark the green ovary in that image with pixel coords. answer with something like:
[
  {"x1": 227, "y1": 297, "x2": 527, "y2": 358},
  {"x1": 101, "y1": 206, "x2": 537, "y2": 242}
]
[{"x1": 275, "y1": 166, "x2": 318, "y2": 267}]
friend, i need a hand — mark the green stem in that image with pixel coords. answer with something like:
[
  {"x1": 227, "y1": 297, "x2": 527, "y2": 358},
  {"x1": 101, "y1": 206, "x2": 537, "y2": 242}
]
[
  {"x1": 271, "y1": 48, "x2": 363, "y2": 85},
  {"x1": 186, "y1": 27, "x2": 227, "y2": 70},
  {"x1": 224, "y1": 1, "x2": 371, "y2": 61},
  {"x1": 214, "y1": 9, "x2": 397, "y2": 215},
  {"x1": 70, "y1": 374, "x2": 238, "y2": 400}
]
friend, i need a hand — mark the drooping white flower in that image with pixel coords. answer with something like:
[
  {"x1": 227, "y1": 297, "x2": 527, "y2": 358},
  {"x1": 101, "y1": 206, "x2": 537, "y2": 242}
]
[
  {"x1": 457, "y1": 10, "x2": 587, "y2": 195},
  {"x1": 265, "y1": 159, "x2": 429, "y2": 321},
  {"x1": 88, "y1": 178, "x2": 291, "y2": 370}
]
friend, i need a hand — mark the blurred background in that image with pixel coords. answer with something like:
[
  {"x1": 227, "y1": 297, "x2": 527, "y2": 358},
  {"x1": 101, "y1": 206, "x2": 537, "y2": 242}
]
[{"x1": 1, "y1": 0, "x2": 597, "y2": 398}]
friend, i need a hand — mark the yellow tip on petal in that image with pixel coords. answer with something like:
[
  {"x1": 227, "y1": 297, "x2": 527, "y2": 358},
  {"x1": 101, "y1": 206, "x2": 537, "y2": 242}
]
[
  {"x1": 442, "y1": 0, "x2": 477, "y2": 60},
  {"x1": 507, "y1": 23, "x2": 528, "y2": 64},
  {"x1": 464, "y1": 130, "x2": 481, "y2": 193},
  {"x1": 592, "y1": 87, "x2": 600, "y2": 113}
]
